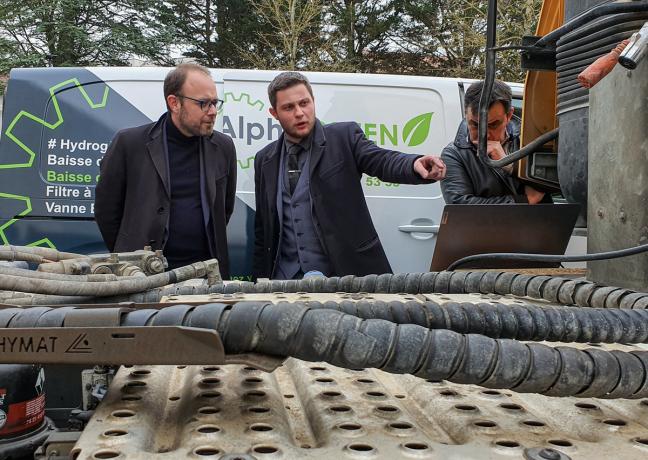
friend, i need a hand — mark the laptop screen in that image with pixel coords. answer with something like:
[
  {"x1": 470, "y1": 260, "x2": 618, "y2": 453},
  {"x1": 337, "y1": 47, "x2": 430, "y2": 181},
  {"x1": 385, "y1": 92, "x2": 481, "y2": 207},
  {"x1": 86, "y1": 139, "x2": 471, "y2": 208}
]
[{"x1": 430, "y1": 204, "x2": 581, "y2": 271}]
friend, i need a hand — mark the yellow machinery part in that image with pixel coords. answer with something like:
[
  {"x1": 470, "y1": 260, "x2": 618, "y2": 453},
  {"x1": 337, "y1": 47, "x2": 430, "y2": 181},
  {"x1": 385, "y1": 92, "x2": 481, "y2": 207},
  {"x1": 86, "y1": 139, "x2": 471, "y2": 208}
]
[{"x1": 518, "y1": 0, "x2": 563, "y2": 188}]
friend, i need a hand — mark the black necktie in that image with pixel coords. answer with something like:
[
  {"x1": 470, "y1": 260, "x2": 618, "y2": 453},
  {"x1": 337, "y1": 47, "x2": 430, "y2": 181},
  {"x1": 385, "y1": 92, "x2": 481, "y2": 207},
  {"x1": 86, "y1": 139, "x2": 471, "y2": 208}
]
[{"x1": 287, "y1": 144, "x2": 302, "y2": 195}]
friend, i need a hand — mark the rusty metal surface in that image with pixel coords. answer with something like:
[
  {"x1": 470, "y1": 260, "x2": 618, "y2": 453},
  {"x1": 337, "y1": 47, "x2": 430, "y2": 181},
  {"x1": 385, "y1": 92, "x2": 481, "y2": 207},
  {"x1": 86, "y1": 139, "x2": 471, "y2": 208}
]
[{"x1": 73, "y1": 359, "x2": 648, "y2": 460}]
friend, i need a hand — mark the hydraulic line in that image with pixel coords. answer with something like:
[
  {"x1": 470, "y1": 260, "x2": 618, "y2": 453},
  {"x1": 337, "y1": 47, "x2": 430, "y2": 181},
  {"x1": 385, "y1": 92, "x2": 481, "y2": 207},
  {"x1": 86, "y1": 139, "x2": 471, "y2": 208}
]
[
  {"x1": 446, "y1": 242, "x2": 648, "y2": 271},
  {"x1": 483, "y1": 128, "x2": 559, "y2": 168},
  {"x1": 0, "y1": 245, "x2": 86, "y2": 262},
  {"x1": 0, "y1": 293, "x2": 97, "y2": 306},
  {"x1": 0, "y1": 265, "x2": 119, "y2": 282},
  {"x1": 477, "y1": 0, "x2": 498, "y2": 163},
  {"x1": 209, "y1": 272, "x2": 648, "y2": 309},
  {"x1": 303, "y1": 300, "x2": 648, "y2": 344},
  {"x1": 0, "y1": 250, "x2": 45, "y2": 264},
  {"x1": 0, "y1": 260, "x2": 217, "y2": 297},
  {"x1": 13, "y1": 270, "x2": 648, "y2": 311},
  {"x1": 3, "y1": 302, "x2": 648, "y2": 399}
]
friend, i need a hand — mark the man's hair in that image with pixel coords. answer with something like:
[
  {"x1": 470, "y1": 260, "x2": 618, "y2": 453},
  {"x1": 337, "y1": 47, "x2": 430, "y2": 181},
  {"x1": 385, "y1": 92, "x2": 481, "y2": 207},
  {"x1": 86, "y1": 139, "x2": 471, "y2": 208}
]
[
  {"x1": 163, "y1": 63, "x2": 211, "y2": 107},
  {"x1": 464, "y1": 79, "x2": 512, "y2": 115},
  {"x1": 268, "y1": 71, "x2": 314, "y2": 108}
]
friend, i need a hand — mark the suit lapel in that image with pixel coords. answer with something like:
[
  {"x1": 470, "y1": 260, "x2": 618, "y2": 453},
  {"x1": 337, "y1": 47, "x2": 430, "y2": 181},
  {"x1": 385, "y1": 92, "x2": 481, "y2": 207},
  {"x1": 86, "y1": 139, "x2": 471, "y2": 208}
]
[
  {"x1": 262, "y1": 139, "x2": 282, "y2": 220},
  {"x1": 309, "y1": 120, "x2": 326, "y2": 176},
  {"x1": 146, "y1": 126, "x2": 170, "y2": 198},
  {"x1": 203, "y1": 137, "x2": 220, "y2": 206}
]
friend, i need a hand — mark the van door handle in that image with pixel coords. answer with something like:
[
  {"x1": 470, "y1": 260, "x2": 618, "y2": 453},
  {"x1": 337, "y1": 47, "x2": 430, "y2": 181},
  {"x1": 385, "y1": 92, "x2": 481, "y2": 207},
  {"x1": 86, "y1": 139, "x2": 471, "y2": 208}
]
[{"x1": 398, "y1": 224, "x2": 440, "y2": 234}]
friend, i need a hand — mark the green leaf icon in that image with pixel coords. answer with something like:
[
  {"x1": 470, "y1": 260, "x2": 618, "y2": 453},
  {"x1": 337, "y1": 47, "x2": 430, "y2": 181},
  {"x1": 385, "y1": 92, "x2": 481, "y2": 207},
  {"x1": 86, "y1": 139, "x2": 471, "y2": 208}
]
[{"x1": 402, "y1": 112, "x2": 434, "y2": 147}]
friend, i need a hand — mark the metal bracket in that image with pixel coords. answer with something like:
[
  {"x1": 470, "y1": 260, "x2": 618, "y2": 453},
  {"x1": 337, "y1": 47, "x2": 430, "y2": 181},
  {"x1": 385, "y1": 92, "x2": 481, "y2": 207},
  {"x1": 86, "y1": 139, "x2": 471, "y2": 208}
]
[
  {"x1": 521, "y1": 35, "x2": 557, "y2": 71},
  {"x1": 0, "y1": 326, "x2": 284, "y2": 370},
  {"x1": 34, "y1": 430, "x2": 81, "y2": 460},
  {"x1": 0, "y1": 326, "x2": 223, "y2": 365}
]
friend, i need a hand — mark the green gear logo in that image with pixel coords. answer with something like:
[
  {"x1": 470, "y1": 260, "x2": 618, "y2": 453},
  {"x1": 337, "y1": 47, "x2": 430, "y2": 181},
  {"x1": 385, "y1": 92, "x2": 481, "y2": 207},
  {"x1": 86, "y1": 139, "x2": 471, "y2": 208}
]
[{"x1": 0, "y1": 78, "x2": 110, "y2": 248}]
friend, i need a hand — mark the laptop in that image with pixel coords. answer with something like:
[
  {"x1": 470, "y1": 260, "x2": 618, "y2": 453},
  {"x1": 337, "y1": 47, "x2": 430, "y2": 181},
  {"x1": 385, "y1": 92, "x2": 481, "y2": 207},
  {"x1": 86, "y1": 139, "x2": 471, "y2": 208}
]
[{"x1": 430, "y1": 203, "x2": 581, "y2": 271}]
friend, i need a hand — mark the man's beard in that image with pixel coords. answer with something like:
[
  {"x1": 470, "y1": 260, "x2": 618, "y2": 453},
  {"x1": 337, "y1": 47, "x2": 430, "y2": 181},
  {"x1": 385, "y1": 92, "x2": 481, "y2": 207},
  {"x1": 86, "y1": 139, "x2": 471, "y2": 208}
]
[{"x1": 179, "y1": 109, "x2": 214, "y2": 137}]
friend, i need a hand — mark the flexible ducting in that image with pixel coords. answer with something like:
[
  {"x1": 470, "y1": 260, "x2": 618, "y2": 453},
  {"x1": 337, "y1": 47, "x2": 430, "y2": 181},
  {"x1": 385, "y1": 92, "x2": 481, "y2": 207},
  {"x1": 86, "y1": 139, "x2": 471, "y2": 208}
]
[
  {"x1": 304, "y1": 300, "x2": 648, "y2": 344},
  {"x1": 5, "y1": 271, "x2": 648, "y2": 312},
  {"x1": 2, "y1": 302, "x2": 648, "y2": 399},
  {"x1": 191, "y1": 272, "x2": 648, "y2": 310}
]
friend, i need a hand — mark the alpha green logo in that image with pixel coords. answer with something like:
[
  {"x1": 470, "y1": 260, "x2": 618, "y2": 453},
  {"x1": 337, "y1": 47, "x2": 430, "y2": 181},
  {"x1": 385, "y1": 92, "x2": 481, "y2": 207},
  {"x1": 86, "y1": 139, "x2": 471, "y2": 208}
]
[{"x1": 361, "y1": 112, "x2": 434, "y2": 148}]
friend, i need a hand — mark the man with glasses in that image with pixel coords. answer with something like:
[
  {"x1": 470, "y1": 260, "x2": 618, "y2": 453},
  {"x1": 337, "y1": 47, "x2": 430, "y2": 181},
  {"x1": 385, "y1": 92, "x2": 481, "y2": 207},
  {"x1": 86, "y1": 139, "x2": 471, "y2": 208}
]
[
  {"x1": 95, "y1": 63, "x2": 237, "y2": 277},
  {"x1": 253, "y1": 71, "x2": 446, "y2": 280},
  {"x1": 440, "y1": 79, "x2": 549, "y2": 205}
]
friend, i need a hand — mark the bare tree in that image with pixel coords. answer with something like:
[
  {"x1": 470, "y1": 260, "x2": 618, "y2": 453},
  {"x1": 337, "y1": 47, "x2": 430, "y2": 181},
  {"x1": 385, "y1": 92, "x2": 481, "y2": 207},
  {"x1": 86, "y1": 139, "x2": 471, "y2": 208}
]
[
  {"x1": 243, "y1": 0, "x2": 325, "y2": 69},
  {"x1": 395, "y1": 0, "x2": 542, "y2": 81}
]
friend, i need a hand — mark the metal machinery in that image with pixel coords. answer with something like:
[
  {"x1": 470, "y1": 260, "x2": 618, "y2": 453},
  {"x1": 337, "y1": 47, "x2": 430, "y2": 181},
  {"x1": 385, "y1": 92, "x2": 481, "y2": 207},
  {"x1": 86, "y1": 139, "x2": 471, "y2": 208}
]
[{"x1": 2, "y1": 1, "x2": 648, "y2": 459}]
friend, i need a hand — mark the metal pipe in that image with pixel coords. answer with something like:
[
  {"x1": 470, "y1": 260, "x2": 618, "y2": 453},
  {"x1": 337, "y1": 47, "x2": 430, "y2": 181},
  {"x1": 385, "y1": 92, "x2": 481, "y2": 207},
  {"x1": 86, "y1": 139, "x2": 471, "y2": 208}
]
[{"x1": 619, "y1": 20, "x2": 648, "y2": 69}]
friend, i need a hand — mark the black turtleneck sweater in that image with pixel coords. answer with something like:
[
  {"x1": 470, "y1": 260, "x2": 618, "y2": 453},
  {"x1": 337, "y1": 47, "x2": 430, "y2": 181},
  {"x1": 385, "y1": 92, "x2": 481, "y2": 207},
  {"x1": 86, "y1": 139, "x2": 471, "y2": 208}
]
[{"x1": 164, "y1": 116, "x2": 210, "y2": 269}]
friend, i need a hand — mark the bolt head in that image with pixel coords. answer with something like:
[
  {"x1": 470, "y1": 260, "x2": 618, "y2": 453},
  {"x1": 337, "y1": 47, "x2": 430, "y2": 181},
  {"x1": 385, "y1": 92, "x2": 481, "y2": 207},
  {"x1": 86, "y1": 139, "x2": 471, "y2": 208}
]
[{"x1": 539, "y1": 448, "x2": 561, "y2": 460}]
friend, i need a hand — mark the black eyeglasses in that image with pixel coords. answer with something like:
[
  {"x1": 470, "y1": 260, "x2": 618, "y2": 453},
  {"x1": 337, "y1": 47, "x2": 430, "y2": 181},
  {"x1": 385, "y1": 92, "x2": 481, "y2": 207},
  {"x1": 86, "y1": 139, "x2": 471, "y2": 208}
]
[{"x1": 176, "y1": 94, "x2": 224, "y2": 112}]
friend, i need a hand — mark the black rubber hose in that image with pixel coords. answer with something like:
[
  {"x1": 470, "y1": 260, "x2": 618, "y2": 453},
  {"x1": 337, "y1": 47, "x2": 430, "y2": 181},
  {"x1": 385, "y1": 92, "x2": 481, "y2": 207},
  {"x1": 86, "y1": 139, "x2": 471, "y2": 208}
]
[
  {"x1": 214, "y1": 272, "x2": 648, "y2": 310},
  {"x1": 477, "y1": 0, "x2": 558, "y2": 169},
  {"x1": 303, "y1": 300, "x2": 648, "y2": 344},
  {"x1": 484, "y1": 128, "x2": 559, "y2": 168},
  {"x1": 535, "y1": 2, "x2": 648, "y2": 47},
  {"x1": 133, "y1": 301, "x2": 648, "y2": 398},
  {"x1": 446, "y1": 243, "x2": 648, "y2": 271},
  {"x1": 23, "y1": 271, "x2": 647, "y2": 311},
  {"x1": 477, "y1": 0, "x2": 498, "y2": 163},
  {"x1": 6, "y1": 303, "x2": 647, "y2": 399}
]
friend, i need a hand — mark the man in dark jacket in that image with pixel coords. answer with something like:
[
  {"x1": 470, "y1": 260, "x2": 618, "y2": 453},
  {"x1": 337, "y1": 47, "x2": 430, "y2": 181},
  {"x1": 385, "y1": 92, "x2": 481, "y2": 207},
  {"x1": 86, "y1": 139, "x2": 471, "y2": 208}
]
[
  {"x1": 253, "y1": 71, "x2": 446, "y2": 280},
  {"x1": 95, "y1": 63, "x2": 237, "y2": 278},
  {"x1": 441, "y1": 80, "x2": 549, "y2": 205}
]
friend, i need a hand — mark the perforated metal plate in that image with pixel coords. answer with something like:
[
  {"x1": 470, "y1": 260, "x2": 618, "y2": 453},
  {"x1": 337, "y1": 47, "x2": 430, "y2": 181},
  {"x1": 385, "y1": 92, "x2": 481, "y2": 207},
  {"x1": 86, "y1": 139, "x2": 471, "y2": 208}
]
[
  {"x1": 71, "y1": 293, "x2": 648, "y2": 459},
  {"x1": 72, "y1": 359, "x2": 648, "y2": 460}
]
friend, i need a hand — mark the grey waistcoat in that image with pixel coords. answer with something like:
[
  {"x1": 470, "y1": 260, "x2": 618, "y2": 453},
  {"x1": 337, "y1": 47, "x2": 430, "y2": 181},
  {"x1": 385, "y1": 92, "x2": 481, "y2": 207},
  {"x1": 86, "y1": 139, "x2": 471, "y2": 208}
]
[{"x1": 273, "y1": 148, "x2": 331, "y2": 279}]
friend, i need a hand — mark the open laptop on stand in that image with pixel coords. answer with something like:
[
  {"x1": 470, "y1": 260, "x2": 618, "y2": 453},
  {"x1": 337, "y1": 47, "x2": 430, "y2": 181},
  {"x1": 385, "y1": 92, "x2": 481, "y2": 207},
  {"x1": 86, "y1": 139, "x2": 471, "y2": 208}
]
[{"x1": 430, "y1": 204, "x2": 581, "y2": 271}]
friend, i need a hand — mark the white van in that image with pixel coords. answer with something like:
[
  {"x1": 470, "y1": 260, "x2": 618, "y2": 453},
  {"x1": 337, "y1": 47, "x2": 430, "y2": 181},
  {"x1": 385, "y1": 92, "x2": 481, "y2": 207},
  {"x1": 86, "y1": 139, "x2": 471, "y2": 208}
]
[{"x1": 0, "y1": 67, "x2": 522, "y2": 279}]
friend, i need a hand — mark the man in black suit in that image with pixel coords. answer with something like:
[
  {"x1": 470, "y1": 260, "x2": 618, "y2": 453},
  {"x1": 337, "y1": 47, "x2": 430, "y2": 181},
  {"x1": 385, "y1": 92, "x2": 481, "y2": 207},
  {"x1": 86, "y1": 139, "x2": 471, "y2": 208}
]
[
  {"x1": 253, "y1": 71, "x2": 446, "y2": 280},
  {"x1": 95, "y1": 63, "x2": 237, "y2": 278}
]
